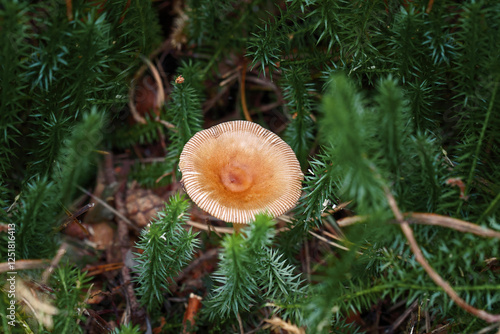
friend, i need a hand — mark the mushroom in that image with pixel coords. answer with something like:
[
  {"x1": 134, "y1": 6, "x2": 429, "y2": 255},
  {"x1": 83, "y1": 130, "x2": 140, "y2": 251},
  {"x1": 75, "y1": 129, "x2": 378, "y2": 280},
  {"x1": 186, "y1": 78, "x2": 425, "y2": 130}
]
[{"x1": 179, "y1": 120, "x2": 303, "y2": 228}]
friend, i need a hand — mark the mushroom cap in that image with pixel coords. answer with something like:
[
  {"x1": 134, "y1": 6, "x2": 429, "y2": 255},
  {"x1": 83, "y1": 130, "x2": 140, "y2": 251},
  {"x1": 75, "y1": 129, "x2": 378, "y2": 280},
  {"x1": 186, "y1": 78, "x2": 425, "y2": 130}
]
[{"x1": 179, "y1": 120, "x2": 303, "y2": 224}]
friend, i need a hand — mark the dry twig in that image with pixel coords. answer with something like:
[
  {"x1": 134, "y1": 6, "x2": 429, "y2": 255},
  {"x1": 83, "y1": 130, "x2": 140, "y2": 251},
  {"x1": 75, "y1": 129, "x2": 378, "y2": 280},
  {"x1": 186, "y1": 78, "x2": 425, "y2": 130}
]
[
  {"x1": 0, "y1": 259, "x2": 49, "y2": 273},
  {"x1": 106, "y1": 154, "x2": 145, "y2": 323},
  {"x1": 174, "y1": 248, "x2": 218, "y2": 283},
  {"x1": 236, "y1": 312, "x2": 244, "y2": 334},
  {"x1": 387, "y1": 300, "x2": 418, "y2": 333},
  {"x1": 475, "y1": 323, "x2": 500, "y2": 334},
  {"x1": 85, "y1": 262, "x2": 124, "y2": 277},
  {"x1": 385, "y1": 188, "x2": 500, "y2": 323},
  {"x1": 186, "y1": 220, "x2": 234, "y2": 234},
  {"x1": 18, "y1": 280, "x2": 58, "y2": 329},
  {"x1": 405, "y1": 212, "x2": 500, "y2": 239},
  {"x1": 337, "y1": 215, "x2": 367, "y2": 227},
  {"x1": 308, "y1": 231, "x2": 350, "y2": 251},
  {"x1": 263, "y1": 316, "x2": 306, "y2": 334},
  {"x1": 41, "y1": 243, "x2": 67, "y2": 283},
  {"x1": 77, "y1": 185, "x2": 139, "y2": 232}
]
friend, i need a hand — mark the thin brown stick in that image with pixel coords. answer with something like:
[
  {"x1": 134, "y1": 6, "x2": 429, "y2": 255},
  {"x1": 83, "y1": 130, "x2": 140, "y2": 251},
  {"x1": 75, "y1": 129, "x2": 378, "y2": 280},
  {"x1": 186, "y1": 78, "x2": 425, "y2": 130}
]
[
  {"x1": 405, "y1": 212, "x2": 500, "y2": 239},
  {"x1": 127, "y1": 55, "x2": 162, "y2": 125},
  {"x1": 42, "y1": 243, "x2": 68, "y2": 283},
  {"x1": 0, "y1": 259, "x2": 49, "y2": 273},
  {"x1": 308, "y1": 231, "x2": 350, "y2": 251},
  {"x1": 65, "y1": 0, "x2": 73, "y2": 21},
  {"x1": 387, "y1": 300, "x2": 418, "y2": 334},
  {"x1": 77, "y1": 185, "x2": 139, "y2": 231},
  {"x1": 119, "y1": 0, "x2": 132, "y2": 24},
  {"x1": 323, "y1": 201, "x2": 352, "y2": 215},
  {"x1": 254, "y1": 101, "x2": 282, "y2": 114},
  {"x1": 175, "y1": 249, "x2": 218, "y2": 283},
  {"x1": 140, "y1": 55, "x2": 165, "y2": 113},
  {"x1": 155, "y1": 171, "x2": 173, "y2": 184},
  {"x1": 157, "y1": 118, "x2": 176, "y2": 130},
  {"x1": 476, "y1": 323, "x2": 500, "y2": 334},
  {"x1": 236, "y1": 312, "x2": 244, "y2": 334},
  {"x1": 239, "y1": 61, "x2": 252, "y2": 122},
  {"x1": 322, "y1": 230, "x2": 344, "y2": 242},
  {"x1": 186, "y1": 220, "x2": 234, "y2": 234},
  {"x1": 337, "y1": 215, "x2": 366, "y2": 227},
  {"x1": 83, "y1": 309, "x2": 113, "y2": 332},
  {"x1": 207, "y1": 221, "x2": 224, "y2": 239},
  {"x1": 430, "y1": 324, "x2": 450, "y2": 333},
  {"x1": 385, "y1": 189, "x2": 500, "y2": 323},
  {"x1": 219, "y1": 72, "x2": 239, "y2": 87},
  {"x1": 116, "y1": 190, "x2": 144, "y2": 323},
  {"x1": 336, "y1": 211, "x2": 500, "y2": 239},
  {"x1": 203, "y1": 84, "x2": 231, "y2": 113},
  {"x1": 221, "y1": 65, "x2": 242, "y2": 79},
  {"x1": 426, "y1": 0, "x2": 435, "y2": 14},
  {"x1": 128, "y1": 80, "x2": 147, "y2": 124},
  {"x1": 85, "y1": 262, "x2": 124, "y2": 277},
  {"x1": 109, "y1": 155, "x2": 145, "y2": 323}
]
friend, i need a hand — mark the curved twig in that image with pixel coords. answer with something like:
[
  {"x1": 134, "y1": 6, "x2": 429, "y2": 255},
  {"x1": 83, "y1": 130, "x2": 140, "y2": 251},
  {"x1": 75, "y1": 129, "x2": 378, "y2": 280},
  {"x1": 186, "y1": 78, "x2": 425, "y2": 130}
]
[{"x1": 385, "y1": 188, "x2": 500, "y2": 323}]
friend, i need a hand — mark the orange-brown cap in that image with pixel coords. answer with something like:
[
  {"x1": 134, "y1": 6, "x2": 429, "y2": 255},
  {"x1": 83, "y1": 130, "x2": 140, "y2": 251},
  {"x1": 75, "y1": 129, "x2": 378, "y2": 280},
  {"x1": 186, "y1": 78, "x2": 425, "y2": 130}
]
[{"x1": 179, "y1": 120, "x2": 303, "y2": 224}]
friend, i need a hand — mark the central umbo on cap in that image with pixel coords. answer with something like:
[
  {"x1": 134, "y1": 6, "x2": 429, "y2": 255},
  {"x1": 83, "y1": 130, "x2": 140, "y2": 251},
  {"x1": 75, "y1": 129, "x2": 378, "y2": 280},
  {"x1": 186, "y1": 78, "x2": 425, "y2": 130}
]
[{"x1": 179, "y1": 120, "x2": 303, "y2": 224}]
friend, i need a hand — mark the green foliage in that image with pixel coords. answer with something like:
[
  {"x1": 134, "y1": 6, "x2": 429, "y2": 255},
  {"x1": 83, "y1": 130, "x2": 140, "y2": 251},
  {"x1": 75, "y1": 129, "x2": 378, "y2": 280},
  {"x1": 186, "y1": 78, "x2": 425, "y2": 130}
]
[
  {"x1": 303, "y1": 73, "x2": 500, "y2": 332},
  {"x1": 187, "y1": 0, "x2": 270, "y2": 73},
  {"x1": 0, "y1": 0, "x2": 160, "y2": 185},
  {"x1": 111, "y1": 323, "x2": 142, "y2": 334},
  {"x1": 205, "y1": 229, "x2": 258, "y2": 318},
  {"x1": 177, "y1": 60, "x2": 206, "y2": 96},
  {"x1": 205, "y1": 214, "x2": 306, "y2": 324},
  {"x1": 0, "y1": 2, "x2": 161, "y2": 331},
  {"x1": 165, "y1": 78, "x2": 203, "y2": 166},
  {"x1": 279, "y1": 151, "x2": 338, "y2": 258},
  {"x1": 0, "y1": 264, "x2": 90, "y2": 334},
  {"x1": 108, "y1": 0, "x2": 162, "y2": 54},
  {"x1": 296, "y1": 151, "x2": 337, "y2": 225},
  {"x1": 0, "y1": 278, "x2": 20, "y2": 333},
  {"x1": 0, "y1": 0, "x2": 160, "y2": 260},
  {"x1": 56, "y1": 108, "x2": 106, "y2": 202},
  {"x1": 129, "y1": 159, "x2": 173, "y2": 188},
  {"x1": 29, "y1": 112, "x2": 72, "y2": 177},
  {"x1": 0, "y1": 0, "x2": 29, "y2": 178},
  {"x1": 134, "y1": 193, "x2": 200, "y2": 312},
  {"x1": 1, "y1": 0, "x2": 499, "y2": 332},
  {"x1": 124, "y1": 60, "x2": 205, "y2": 186},
  {"x1": 182, "y1": 1, "x2": 500, "y2": 331},
  {"x1": 1, "y1": 108, "x2": 106, "y2": 260},
  {"x1": 187, "y1": 0, "x2": 233, "y2": 46},
  {"x1": 10, "y1": 176, "x2": 60, "y2": 260},
  {"x1": 0, "y1": 264, "x2": 92, "y2": 333},
  {"x1": 281, "y1": 65, "x2": 315, "y2": 168},
  {"x1": 112, "y1": 115, "x2": 164, "y2": 149},
  {"x1": 321, "y1": 74, "x2": 388, "y2": 214},
  {"x1": 51, "y1": 264, "x2": 91, "y2": 334},
  {"x1": 450, "y1": 2, "x2": 500, "y2": 220},
  {"x1": 248, "y1": 23, "x2": 283, "y2": 77}
]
